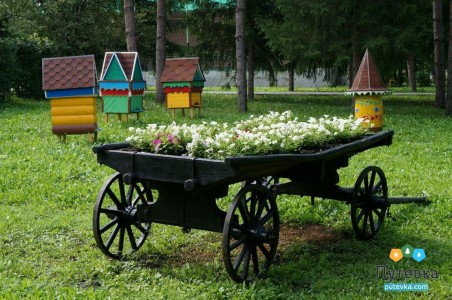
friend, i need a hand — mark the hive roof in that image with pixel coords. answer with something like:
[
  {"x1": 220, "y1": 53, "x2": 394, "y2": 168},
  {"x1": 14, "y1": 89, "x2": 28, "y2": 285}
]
[
  {"x1": 100, "y1": 52, "x2": 143, "y2": 81},
  {"x1": 346, "y1": 49, "x2": 389, "y2": 95},
  {"x1": 42, "y1": 55, "x2": 97, "y2": 91},
  {"x1": 160, "y1": 57, "x2": 205, "y2": 83}
]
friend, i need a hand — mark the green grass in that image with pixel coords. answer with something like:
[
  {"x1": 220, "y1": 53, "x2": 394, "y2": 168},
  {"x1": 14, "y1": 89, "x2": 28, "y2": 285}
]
[{"x1": 0, "y1": 93, "x2": 450, "y2": 299}]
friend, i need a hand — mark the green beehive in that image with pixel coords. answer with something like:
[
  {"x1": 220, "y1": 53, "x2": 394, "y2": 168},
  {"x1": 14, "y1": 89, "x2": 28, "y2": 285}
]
[{"x1": 99, "y1": 52, "x2": 146, "y2": 122}]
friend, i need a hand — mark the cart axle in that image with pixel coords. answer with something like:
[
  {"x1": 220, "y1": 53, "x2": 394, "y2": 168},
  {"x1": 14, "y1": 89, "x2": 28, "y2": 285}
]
[{"x1": 386, "y1": 196, "x2": 428, "y2": 205}]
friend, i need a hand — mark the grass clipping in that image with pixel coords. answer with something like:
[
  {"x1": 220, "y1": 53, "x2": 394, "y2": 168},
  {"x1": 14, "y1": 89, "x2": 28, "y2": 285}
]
[{"x1": 126, "y1": 111, "x2": 368, "y2": 159}]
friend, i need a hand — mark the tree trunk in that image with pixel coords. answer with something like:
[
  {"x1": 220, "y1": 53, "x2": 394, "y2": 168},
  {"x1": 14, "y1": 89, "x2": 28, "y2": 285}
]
[
  {"x1": 433, "y1": 0, "x2": 446, "y2": 108},
  {"x1": 236, "y1": 0, "x2": 247, "y2": 112},
  {"x1": 288, "y1": 64, "x2": 294, "y2": 92},
  {"x1": 407, "y1": 53, "x2": 417, "y2": 92},
  {"x1": 247, "y1": 42, "x2": 254, "y2": 101},
  {"x1": 350, "y1": 46, "x2": 361, "y2": 112},
  {"x1": 124, "y1": 0, "x2": 138, "y2": 52},
  {"x1": 446, "y1": 1, "x2": 452, "y2": 115},
  {"x1": 156, "y1": 0, "x2": 166, "y2": 104}
]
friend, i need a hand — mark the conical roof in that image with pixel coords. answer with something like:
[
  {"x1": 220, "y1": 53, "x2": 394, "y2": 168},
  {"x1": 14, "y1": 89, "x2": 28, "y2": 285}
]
[{"x1": 345, "y1": 49, "x2": 389, "y2": 95}]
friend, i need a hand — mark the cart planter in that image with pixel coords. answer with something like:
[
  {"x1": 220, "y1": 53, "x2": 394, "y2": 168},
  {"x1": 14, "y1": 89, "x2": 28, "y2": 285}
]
[{"x1": 92, "y1": 130, "x2": 426, "y2": 282}]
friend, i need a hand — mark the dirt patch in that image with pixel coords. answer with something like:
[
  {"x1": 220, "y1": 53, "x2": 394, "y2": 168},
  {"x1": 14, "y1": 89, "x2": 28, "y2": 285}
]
[
  {"x1": 278, "y1": 224, "x2": 343, "y2": 248},
  {"x1": 137, "y1": 224, "x2": 343, "y2": 269}
]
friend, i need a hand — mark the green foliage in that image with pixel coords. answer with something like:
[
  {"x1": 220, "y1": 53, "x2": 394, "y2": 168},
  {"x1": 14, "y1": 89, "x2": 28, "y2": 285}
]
[
  {"x1": 0, "y1": 93, "x2": 450, "y2": 298},
  {"x1": 0, "y1": 38, "x2": 17, "y2": 101},
  {"x1": 416, "y1": 70, "x2": 432, "y2": 87}
]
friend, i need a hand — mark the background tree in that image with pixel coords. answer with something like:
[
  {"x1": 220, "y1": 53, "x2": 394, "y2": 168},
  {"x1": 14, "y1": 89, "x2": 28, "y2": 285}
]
[
  {"x1": 433, "y1": 0, "x2": 446, "y2": 108},
  {"x1": 236, "y1": 0, "x2": 247, "y2": 112},
  {"x1": 446, "y1": 0, "x2": 452, "y2": 115},
  {"x1": 156, "y1": 0, "x2": 167, "y2": 104},
  {"x1": 124, "y1": 0, "x2": 138, "y2": 51}
]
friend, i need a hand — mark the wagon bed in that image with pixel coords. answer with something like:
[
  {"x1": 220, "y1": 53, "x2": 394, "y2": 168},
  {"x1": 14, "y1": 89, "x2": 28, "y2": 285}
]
[{"x1": 93, "y1": 130, "x2": 394, "y2": 188}]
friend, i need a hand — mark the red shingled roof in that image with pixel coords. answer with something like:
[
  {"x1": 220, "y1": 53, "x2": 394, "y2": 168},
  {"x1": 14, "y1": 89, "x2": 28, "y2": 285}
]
[
  {"x1": 42, "y1": 55, "x2": 97, "y2": 91},
  {"x1": 160, "y1": 57, "x2": 204, "y2": 82},
  {"x1": 347, "y1": 49, "x2": 388, "y2": 95}
]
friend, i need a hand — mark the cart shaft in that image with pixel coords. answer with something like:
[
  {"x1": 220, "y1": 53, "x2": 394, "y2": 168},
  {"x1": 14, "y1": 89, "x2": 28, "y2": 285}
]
[{"x1": 386, "y1": 196, "x2": 428, "y2": 205}]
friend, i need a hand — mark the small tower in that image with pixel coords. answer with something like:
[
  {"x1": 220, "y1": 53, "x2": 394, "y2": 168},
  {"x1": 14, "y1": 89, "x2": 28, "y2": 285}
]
[
  {"x1": 99, "y1": 52, "x2": 146, "y2": 122},
  {"x1": 42, "y1": 55, "x2": 99, "y2": 142},
  {"x1": 345, "y1": 49, "x2": 390, "y2": 131},
  {"x1": 160, "y1": 57, "x2": 205, "y2": 118}
]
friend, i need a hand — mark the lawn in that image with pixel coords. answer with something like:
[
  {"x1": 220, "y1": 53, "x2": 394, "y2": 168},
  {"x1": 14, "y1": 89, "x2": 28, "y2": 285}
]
[{"x1": 0, "y1": 93, "x2": 450, "y2": 299}]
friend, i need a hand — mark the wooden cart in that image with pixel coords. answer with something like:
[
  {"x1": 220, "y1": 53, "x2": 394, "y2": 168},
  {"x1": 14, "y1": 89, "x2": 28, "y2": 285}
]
[{"x1": 92, "y1": 130, "x2": 426, "y2": 282}]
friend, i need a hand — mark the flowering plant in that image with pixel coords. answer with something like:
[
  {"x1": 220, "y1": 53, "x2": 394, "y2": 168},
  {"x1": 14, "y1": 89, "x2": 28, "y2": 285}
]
[{"x1": 126, "y1": 111, "x2": 368, "y2": 159}]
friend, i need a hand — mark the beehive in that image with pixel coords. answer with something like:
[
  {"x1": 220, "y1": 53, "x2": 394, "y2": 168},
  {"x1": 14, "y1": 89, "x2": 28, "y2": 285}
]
[
  {"x1": 160, "y1": 57, "x2": 205, "y2": 118},
  {"x1": 99, "y1": 52, "x2": 146, "y2": 122},
  {"x1": 42, "y1": 55, "x2": 99, "y2": 141},
  {"x1": 345, "y1": 49, "x2": 390, "y2": 131}
]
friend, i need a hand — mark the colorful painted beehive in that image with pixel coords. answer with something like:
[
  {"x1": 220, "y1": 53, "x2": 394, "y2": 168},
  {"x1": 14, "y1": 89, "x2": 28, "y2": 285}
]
[
  {"x1": 42, "y1": 55, "x2": 99, "y2": 141},
  {"x1": 160, "y1": 57, "x2": 205, "y2": 118},
  {"x1": 345, "y1": 49, "x2": 390, "y2": 131},
  {"x1": 99, "y1": 52, "x2": 146, "y2": 122}
]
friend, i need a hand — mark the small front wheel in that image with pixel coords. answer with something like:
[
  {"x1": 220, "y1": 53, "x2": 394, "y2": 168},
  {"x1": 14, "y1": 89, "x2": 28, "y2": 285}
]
[
  {"x1": 351, "y1": 166, "x2": 388, "y2": 240},
  {"x1": 93, "y1": 173, "x2": 152, "y2": 259},
  {"x1": 222, "y1": 184, "x2": 279, "y2": 283}
]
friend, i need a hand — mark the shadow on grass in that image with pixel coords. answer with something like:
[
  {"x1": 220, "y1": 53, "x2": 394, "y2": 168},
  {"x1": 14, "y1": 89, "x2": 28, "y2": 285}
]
[{"x1": 125, "y1": 200, "x2": 441, "y2": 291}]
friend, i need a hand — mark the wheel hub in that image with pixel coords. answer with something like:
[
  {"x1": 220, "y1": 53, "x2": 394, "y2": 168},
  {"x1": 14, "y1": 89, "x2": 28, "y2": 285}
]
[{"x1": 250, "y1": 226, "x2": 275, "y2": 243}]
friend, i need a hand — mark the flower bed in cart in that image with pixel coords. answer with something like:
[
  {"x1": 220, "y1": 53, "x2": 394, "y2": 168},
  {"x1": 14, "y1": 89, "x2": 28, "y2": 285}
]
[{"x1": 126, "y1": 111, "x2": 369, "y2": 160}]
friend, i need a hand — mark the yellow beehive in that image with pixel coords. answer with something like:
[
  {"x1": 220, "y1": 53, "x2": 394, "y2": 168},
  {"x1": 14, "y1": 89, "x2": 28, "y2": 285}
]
[
  {"x1": 42, "y1": 55, "x2": 99, "y2": 141},
  {"x1": 160, "y1": 58, "x2": 205, "y2": 118}
]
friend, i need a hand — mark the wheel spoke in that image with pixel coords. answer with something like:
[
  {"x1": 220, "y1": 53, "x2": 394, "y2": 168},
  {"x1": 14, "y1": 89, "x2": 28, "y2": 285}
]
[
  {"x1": 238, "y1": 199, "x2": 251, "y2": 225},
  {"x1": 372, "y1": 180, "x2": 383, "y2": 195},
  {"x1": 100, "y1": 207, "x2": 122, "y2": 216},
  {"x1": 248, "y1": 194, "x2": 257, "y2": 223},
  {"x1": 100, "y1": 217, "x2": 119, "y2": 234},
  {"x1": 229, "y1": 236, "x2": 247, "y2": 251},
  {"x1": 258, "y1": 208, "x2": 275, "y2": 225},
  {"x1": 257, "y1": 243, "x2": 271, "y2": 260},
  {"x1": 231, "y1": 221, "x2": 247, "y2": 233},
  {"x1": 369, "y1": 211, "x2": 376, "y2": 233},
  {"x1": 362, "y1": 211, "x2": 369, "y2": 233},
  {"x1": 356, "y1": 208, "x2": 364, "y2": 223},
  {"x1": 363, "y1": 174, "x2": 369, "y2": 195},
  {"x1": 233, "y1": 244, "x2": 248, "y2": 272},
  {"x1": 251, "y1": 247, "x2": 260, "y2": 275},
  {"x1": 118, "y1": 226, "x2": 125, "y2": 255},
  {"x1": 133, "y1": 223, "x2": 148, "y2": 234},
  {"x1": 105, "y1": 224, "x2": 120, "y2": 250},
  {"x1": 372, "y1": 208, "x2": 384, "y2": 219},
  {"x1": 106, "y1": 188, "x2": 123, "y2": 209},
  {"x1": 369, "y1": 171, "x2": 376, "y2": 191},
  {"x1": 126, "y1": 225, "x2": 138, "y2": 250},
  {"x1": 240, "y1": 247, "x2": 251, "y2": 280},
  {"x1": 255, "y1": 197, "x2": 266, "y2": 222}
]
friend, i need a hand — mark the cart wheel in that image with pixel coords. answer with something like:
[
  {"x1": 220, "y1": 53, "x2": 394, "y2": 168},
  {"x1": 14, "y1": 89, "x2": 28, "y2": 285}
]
[
  {"x1": 222, "y1": 184, "x2": 279, "y2": 283},
  {"x1": 351, "y1": 166, "x2": 388, "y2": 240},
  {"x1": 93, "y1": 173, "x2": 152, "y2": 259}
]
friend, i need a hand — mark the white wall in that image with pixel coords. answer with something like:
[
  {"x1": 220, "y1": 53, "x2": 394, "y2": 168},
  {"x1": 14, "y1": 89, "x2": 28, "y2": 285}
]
[{"x1": 143, "y1": 69, "x2": 335, "y2": 88}]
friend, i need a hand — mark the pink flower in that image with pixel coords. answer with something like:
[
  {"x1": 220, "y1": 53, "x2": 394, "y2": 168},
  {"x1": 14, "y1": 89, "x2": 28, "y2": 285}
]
[
  {"x1": 153, "y1": 139, "x2": 162, "y2": 145},
  {"x1": 167, "y1": 134, "x2": 174, "y2": 144}
]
